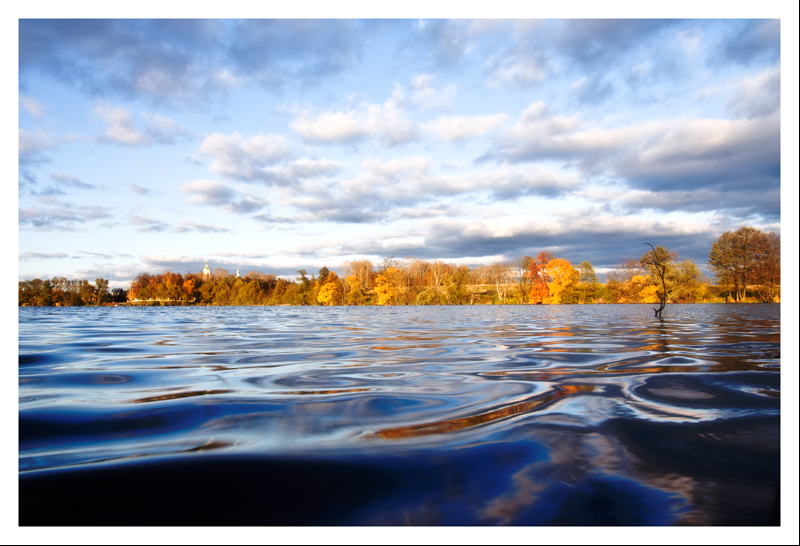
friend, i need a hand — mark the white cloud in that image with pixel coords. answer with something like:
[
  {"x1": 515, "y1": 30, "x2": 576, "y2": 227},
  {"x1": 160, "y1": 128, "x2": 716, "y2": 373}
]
[
  {"x1": 181, "y1": 180, "x2": 236, "y2": 206},
  {"x1": 71, "y1": 262, "x2": 147, "y2": 285},
  {"x1": 19, "y1": 201, "x2": 113, "y2": 231},
  {"x1": 726, "y1": 65, "x2": 780, "y2": 118},
  {"x1": 180, "y1": 179, "x2": 268, "y2": 214},
  {"x1": 273, "y1": 155, "x2": 580, "y2": 224},
  {"x1": 630, "y1": 61, "x2": 652, "y2": 80},
  {"x1": 433, "y1": 167, "x2": 581, "y2": 199},
  {"x1": 213, "y1": 68, "x2": 246, "y2": 89},
  {"x1": 489, "y1": 100, "x2": 779, "y2": 206},
  {"x1": 173, "y1": 221, "x2": 231, "y2": 233},
  {"x1": 129, "y1": 215, "x2": 170, "y2": 232},
  {"x1": 258, "y1": 158, "x2": 345, "y2": 185},
  {"x1": 96, "y1": 104, "x2": 147, "y2": 146},
  {"x1": 410, "y1": 74, "x2": 457, "y2": 110},
  {"x1": 20, "y1": 96, "x2": 44, "y2": 118},
  {"x1": 291, "y1": 110, "x2": 369, "y2": 143},
  {"x1": 194, "y1": 132, "x2": 292, "y2": 180},
  {"x1": 509, "y1": 101, "x2": 581, "y2": 141},
  {"x1": 290, "y1": 92, "x2": 418, "y2": 147},
  {"x1": 20, "y1": 251, "x2": 68, "y2": 260},
  {"x1": 491, "y1": 58, "x2": 548, "y2": 87},
  {"x1": 675, "y1": 28, "x2": 703, "y2": 57},
  {"x1": 19, "y1": 128, "x2": 59, "y2": 157},
  {"x1": 423, "y1": 114, "x2": 507, "y2": 142},
  {"x1": 570, "y1": 77, "x2": 588, "y2": 95},
  {"x1": 95, "y1": 103, "x2": 190, "y2": 146}
]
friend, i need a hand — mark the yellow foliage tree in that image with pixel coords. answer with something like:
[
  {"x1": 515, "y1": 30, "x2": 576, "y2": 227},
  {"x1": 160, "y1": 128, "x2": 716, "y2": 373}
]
[
  {"x1": 374, "y1": 267, "x2": 400, "y2": 305},
  {"x1": 638, "y1": 284, "x2": 660, "y2": 304},
  {"x1": 545, "y1": 258, "x2": 579, "y2": 304},
  {"x1": 345, "y1": 275, "x2": 361, "y2": 290},
  {"x1": 317, "y1": 271, "x2": 343, "y2": 305},
  {"x1": 618, "y1": 275, "x2": 654, "y2": 303}
]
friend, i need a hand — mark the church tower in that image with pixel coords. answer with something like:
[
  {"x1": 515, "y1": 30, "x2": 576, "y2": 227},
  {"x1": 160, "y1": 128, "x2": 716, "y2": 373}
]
[{"x1": 202, "y1": 260, "x2": 212, "y2": 280}]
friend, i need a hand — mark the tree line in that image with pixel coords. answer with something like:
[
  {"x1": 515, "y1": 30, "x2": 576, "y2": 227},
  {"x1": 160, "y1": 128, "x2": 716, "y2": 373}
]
[
  {"x1": 18, "y1": 277, "x2": 123, "y2": 307},
  {"x1": 19, "y1": 226, "x2": 780, "y2": 307}
]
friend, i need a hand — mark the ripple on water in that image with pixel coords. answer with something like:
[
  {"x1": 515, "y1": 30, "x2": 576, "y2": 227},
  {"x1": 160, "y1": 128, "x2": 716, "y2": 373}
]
[{"x1": 18, "y1": 304, "x2": 781, "y2": 525}]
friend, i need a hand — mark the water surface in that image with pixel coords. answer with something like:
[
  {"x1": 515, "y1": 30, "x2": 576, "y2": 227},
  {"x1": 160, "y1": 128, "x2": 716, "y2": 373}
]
[{"x1": 19, "y1": 304, "x2": 780, "y2": 525}]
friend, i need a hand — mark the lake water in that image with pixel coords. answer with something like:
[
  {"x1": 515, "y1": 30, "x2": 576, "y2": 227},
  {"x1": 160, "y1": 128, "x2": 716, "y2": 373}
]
[{"x1": 19, "y1": 304, "x2": 781, "y2": 525}]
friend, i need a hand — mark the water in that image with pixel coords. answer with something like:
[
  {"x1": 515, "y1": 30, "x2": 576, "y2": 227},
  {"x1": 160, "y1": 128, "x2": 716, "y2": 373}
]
[{"x1": 18, "y1": 304, "x2": 780, "y2": 525}]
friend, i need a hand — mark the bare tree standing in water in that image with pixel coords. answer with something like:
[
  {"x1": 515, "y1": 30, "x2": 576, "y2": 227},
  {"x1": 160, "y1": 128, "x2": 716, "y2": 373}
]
[{"x1": 644, "y1": 243, "x2": 668, "y2": 318}]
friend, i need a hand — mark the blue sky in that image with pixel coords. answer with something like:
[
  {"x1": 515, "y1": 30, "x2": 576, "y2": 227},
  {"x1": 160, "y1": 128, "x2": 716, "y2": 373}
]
[{"x1": 15, "y1": 15, "x2": 793, "y2": 287}]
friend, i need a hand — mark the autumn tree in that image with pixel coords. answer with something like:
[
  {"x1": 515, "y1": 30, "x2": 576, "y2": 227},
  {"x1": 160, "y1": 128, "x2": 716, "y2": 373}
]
[
  {"x1": 528, "y1": 262, "x2": 549, "y2": 304},
  {"x1": 318, "y1": 266, "x2": 330, "y2": 286},
  {"x1": 404, "y1": 258, "x2": 429, "y2": 289},
  {"x1": 38, "y1": 279, "x2": 54, "y2": 306},
  {"x1": 374, "y1": 267, "x2": 401, "y2": 305},
  {"x1": 708, "y1": 226, "x2": 779, "y2": 302},
  {"x1": 606, "y1": 258, "x2": 647, "y2": 303},
  {"x1": 752, "y1": 231, "x2": 780, "y2": 302},
  {"x1": 425, "y1": 261, "x2": 448, "y2": 299},
  {"x1": 576, "y1": 261, "x2": 598, "y2": 303},
  {"x1": 514, "y1": 256, "x2": 533, "y2": 304},
  {"x1": 317, "y1": 271, "x2": 344, "y2": 305},
  {"x1": 527, "y1": 252, "x2": 556, "y2": 303},
  {"x1": 345, "y1": 275, "x2": 368, "y2": 305},
  {"x1": 545, "y1": 258, "x2": 579, "y2": 304},
  {"x1": 487, "y1": 262, "x2": 511, "y2": 304},
  {"x1": 445, "y1": 265, "x2": 471, "y2": 305},
  {"x1": 667, "y1": 259, "x2": 705, "y2": 303},
  {"x1": 342, "y1": 260, "x2": 375, "y2": 289},
  {"x1": 182, "y1": 278, "x2": 198, "y2": 302},
  {"x1": 95, "y1": 278, "x2": 110, "y2": 304}
]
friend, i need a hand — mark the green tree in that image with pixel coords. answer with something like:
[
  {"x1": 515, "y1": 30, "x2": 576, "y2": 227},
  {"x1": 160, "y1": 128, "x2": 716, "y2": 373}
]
[
  {"x1": 317, "y1": 267, "x2": 330, "y2": 286},
  {"x1": 577, "y1": 261, "x2": 598, "y2": 303},
  {"x1": 346, "y1": 286, "x2": 367, "y2": 305},
  {"x1": 296, "y1": 270, "x2": 310, "y2": 290},
  {"x1": 668, "y1": 259, "x2": 704, "y2": 303},
  {"x1": 38, "y1": 279, "x2": 55, "y2": 306},
  {"x1": 79, "y1": 280, "x2": 96, "y2": 305},
  {"x1": 95, "y1": 278, "x2": 109, "y2": 304}
]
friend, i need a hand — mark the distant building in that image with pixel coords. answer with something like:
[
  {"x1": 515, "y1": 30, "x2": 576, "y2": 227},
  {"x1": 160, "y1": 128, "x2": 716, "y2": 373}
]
[
  {"x1": 236, "y1": 267, "x2": 240, "y2": 278},
  {"x1": 202, "y1": 261, "x2": 212, "y2": 280},
  {"x1": 110, "y1": 288, "x2": 127, "y2": 303}
]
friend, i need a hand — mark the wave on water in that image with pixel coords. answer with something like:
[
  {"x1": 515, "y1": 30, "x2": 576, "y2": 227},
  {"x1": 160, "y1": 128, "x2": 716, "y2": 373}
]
[{"x1": 19, "y1": 304, "x2": 780, "y2": 525}]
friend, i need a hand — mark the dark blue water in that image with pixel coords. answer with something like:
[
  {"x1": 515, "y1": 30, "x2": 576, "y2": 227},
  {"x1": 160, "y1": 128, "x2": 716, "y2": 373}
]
[{"x1": 19, "y1": 304, "x2": 780, "y2": 525}]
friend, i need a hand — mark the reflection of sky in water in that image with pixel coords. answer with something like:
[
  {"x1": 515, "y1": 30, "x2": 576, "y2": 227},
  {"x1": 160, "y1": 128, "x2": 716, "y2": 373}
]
[{"x1": 19, "y1": 304, "x2": 780, "y2": 525}]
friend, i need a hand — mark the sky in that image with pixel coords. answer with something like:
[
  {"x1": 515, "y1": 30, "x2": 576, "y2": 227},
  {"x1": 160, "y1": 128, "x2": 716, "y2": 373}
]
[{"x1": 15, "y1": 15, "x2": 794, "y2": 288}]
